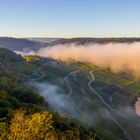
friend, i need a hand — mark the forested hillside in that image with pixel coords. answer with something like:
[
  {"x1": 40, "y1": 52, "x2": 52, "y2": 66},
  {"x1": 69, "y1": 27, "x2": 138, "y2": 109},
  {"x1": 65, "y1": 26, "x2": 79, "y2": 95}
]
[{"x1": 0, "y1": 48, "x2": 98, "y2": 140}]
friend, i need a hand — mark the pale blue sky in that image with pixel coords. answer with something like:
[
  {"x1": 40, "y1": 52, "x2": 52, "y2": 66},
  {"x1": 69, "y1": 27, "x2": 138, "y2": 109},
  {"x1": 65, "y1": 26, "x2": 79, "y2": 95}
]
[{"x1": 0, "y1": 0, "x2": 140, "y2": 37}]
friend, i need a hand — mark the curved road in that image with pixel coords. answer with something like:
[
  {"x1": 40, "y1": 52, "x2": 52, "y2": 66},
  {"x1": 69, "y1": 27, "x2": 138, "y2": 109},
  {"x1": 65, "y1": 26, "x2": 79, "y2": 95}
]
[{"x1": 88, "y1": 70, "x2": 133, "y2": 140}]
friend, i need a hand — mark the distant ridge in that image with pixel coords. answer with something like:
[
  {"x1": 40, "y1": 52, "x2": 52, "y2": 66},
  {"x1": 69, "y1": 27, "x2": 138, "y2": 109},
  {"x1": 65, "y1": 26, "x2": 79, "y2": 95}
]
[
  {"x1": 49, "y1": 37, "x2": 140, "y2": 46},
  {"x1": 1, "y1": 37, "x2": 140, "y2": 52},
  {"x1": 28, "y1": 38, "x2": 62, "y2": 43},
  {"x1": 0, "y1": 37, "x2": 41, "y2": 51}
]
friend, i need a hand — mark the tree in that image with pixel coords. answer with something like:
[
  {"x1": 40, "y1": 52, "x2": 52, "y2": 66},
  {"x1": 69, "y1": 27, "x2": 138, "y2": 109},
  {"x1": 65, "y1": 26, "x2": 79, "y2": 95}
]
[{"x1": 8, "y1": 109, "x2": 54, "y2": 140}]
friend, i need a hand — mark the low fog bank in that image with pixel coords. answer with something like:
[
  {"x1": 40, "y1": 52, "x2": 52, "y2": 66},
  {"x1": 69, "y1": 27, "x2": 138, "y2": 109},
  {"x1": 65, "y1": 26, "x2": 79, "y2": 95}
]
[
  {"x1": 16, "y1": 42, "x2": 140, "y2": 78},
  {"x1": 36, "y1": 42, "x2": 140, "y2": 78},
  {"x1": 33, "y1": 82, "x2": 135, "y2": 128},
  {"x1": 34, "y1": 82, "x2": 111, "y2": 127},
  {"x1": 15, "y1": 49, "x2": 37, "y2": 56}
]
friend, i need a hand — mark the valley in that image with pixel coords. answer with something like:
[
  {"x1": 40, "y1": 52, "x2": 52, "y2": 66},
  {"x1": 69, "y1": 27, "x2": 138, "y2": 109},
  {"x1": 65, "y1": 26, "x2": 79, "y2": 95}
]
[
  {"x1": 1, "y1": 38, "x2": 140, "y2": 140},
  {"x1": 29, "y1": 57, "x2": 140, "y2": 140}
]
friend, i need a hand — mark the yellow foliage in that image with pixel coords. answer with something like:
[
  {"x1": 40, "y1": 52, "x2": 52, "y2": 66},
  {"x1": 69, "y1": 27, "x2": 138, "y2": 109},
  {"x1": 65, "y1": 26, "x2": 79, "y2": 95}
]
[
  {"x1": 8, "y1": 109, "x2": 54, "y2": 140},
  {"x1": 24, "y1": 55, "x2": 40, "y2": 62},
  {"x1": 0, "y1": 109, "x2": 97, "y2": 140}
]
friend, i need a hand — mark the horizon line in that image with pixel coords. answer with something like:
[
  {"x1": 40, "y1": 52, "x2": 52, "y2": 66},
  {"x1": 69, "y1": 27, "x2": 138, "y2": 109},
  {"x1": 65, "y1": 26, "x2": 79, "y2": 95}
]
[{"x1": 0, "y1": 36, "x2": 140, "y2": 39}]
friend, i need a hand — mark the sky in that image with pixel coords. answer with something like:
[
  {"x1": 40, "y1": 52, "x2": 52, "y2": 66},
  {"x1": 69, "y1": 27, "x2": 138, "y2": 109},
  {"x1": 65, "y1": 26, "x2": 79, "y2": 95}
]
[{"x1": 0, "y1": 0, "x2": 140, "y2": 38}]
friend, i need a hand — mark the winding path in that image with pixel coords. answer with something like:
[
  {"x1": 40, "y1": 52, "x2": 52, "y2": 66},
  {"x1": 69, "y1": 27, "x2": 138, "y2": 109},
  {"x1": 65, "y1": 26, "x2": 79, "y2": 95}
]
[
  {"x1": 64, "y1": 70, "x2": 80, "y2": 97},
  {"x1": 31, "y1": 62, "x2": 48, "y2": 82},
  {"x1": 63, "y1": 70, "x2": 81, "y2": 117}
]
